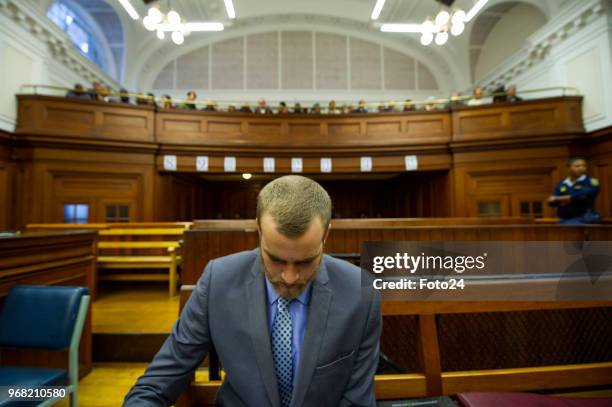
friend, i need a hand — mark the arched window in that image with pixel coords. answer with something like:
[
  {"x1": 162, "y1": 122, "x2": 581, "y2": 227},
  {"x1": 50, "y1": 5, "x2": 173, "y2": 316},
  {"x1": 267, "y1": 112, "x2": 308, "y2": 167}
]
[{"x1": 47, "y1": 1, "x2": 108, "y2": 74}]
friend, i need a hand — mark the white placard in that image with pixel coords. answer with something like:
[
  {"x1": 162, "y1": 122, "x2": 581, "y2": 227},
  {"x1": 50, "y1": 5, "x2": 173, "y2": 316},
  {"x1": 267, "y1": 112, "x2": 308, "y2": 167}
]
[
  {"x1": 263, "y1": 157, "x2": 275, "y2": 173},
  {"x1": 320, "y1": 158, "x2": 332, "y2": 173},
  {"x1": 196, "y1": 156, "x2": 209, "y2": 172},
  {"x1": 405, "y1": 155, "x2": 418, "y2": 171},
  {"x1": 291, "y1": 158, "x2": 303, "y2": 173},
  {"x1": 224, "y1": 156, "x2": 236, "y2": 172},
  {"x1": 163, "y1": 155, "x2": 177, "y2": 171},
  {"x1": 360, "y1": 156, "x2": 372, "y2": 172}
]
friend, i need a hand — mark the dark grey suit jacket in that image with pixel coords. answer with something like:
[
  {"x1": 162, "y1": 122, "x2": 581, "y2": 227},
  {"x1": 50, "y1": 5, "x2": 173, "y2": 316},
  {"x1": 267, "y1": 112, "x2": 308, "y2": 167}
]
[{"x1": 123, "y1": 248, "x2": 382, "y2": 406}]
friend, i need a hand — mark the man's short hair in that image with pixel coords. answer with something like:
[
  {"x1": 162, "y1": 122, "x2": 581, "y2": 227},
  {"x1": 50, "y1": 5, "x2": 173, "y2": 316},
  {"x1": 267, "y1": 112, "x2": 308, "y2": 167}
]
[
  {"x1": 256, "y1": 175, "x2": 332, "y2": 238},
  {"x1": 566, "y1": 157, "x2": 586, "y2": 167}
]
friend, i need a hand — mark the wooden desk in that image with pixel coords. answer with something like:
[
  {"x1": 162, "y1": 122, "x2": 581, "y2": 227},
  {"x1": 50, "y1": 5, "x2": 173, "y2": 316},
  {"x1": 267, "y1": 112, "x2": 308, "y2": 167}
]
[{"x1": 0, "y1": 230, "x2": 97, "y2": 376}]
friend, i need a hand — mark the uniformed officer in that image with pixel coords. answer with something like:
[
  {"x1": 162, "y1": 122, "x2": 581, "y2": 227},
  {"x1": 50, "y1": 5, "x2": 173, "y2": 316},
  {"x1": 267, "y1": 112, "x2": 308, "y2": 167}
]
[{"x1": 547, "y1": 157, "x2": 601, "y2": 224}]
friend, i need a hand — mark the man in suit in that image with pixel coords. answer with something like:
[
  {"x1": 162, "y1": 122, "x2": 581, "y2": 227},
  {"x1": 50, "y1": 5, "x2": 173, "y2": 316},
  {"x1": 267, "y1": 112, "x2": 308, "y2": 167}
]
[{"x1": 123, "y1": 175, "x2": 382, "y2": 406}]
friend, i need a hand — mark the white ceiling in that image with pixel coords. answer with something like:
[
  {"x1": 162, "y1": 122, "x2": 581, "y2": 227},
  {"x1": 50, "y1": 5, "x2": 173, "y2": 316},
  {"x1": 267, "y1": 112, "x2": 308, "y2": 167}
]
[{"x1": 37, "y1": 0, "x2": 565, "y2": 92}]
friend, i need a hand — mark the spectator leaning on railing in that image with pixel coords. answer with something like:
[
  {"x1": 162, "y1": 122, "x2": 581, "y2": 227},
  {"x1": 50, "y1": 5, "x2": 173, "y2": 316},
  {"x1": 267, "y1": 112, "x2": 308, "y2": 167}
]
[
  {"x1": 58, "y1": 83, "x2": 534, "y2": 114},
  {"x1": 66, "y1": 83, "x2": 91, "y2": 100}
]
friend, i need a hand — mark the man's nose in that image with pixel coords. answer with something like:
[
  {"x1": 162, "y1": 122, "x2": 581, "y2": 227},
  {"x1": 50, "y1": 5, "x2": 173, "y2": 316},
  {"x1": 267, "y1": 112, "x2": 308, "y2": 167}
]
[{"x1": 281, "y1": 265, "x2": 299, "y2": 285}]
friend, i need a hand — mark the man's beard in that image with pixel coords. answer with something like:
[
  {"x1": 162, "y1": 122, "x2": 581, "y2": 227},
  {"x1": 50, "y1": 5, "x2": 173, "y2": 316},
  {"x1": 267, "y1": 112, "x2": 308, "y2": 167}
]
[{"x1": 260, "y1": 256, "x2": 321, "y2": 299}]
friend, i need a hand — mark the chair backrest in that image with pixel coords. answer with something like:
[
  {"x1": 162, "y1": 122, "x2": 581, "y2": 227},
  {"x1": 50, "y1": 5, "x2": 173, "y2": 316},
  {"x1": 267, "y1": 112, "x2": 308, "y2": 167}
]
[{"x1": 0, "y1": 285, "x2": 89, "y2": 350}]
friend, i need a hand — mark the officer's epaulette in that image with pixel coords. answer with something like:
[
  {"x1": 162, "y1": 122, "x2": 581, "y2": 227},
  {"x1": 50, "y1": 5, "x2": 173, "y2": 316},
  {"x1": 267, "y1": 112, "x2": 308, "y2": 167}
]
[{"x1": 590, "y1": 177, "x2": 599, "y2": 186}]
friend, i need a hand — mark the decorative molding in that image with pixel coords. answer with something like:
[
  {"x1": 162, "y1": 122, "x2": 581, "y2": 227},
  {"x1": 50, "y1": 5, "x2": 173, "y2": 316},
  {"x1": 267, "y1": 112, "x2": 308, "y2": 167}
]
[
  {"x1": 0, "y1": 0, "x2": 119, "y2": 89},
  {"x1": 478, "y1": 0, "x2": 607, "y2": 89}
]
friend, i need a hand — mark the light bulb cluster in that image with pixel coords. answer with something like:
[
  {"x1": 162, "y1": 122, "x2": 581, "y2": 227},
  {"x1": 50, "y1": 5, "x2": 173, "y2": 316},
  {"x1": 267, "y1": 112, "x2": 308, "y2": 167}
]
[
  {"x1": 143, "y1": 7, "x2": 188, "y2": 45},
  {"x1": 420, "y1": 9, "x2": 465, "y2": 46}
]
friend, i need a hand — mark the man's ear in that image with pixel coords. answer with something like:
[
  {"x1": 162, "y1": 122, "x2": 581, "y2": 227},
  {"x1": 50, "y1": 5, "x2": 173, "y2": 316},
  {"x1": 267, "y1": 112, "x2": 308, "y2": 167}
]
[{"x1": 256, "y1": 218, "x2": 262, "y2": 239}]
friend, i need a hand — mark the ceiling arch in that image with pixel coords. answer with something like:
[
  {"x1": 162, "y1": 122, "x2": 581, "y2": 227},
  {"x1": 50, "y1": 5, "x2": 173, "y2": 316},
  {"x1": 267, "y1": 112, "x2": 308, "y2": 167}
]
[
  {"x1": 468, "y1": 0, "x2": 549, "y2": 82},
  {"x1": 130, "y1": 13, "x2": 465, "y2": 95}
]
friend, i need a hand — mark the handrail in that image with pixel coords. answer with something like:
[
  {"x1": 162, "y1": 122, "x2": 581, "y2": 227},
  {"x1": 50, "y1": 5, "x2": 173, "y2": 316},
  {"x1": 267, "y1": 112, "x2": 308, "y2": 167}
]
[{"x1": 18, "y1": 84, "x2": 580, "y2": 111}]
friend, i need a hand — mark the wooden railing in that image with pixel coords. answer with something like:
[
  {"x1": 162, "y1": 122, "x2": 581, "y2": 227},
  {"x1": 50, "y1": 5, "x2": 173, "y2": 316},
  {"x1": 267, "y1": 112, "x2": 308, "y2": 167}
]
[
  {"x1": 15, "y1": 95, "x2": 583, "y2": 153},
  {"x1": 182, "y1": 219, "x2": 612, "y2": 285},
  {"x1": 175, "y1": 285, "x2": 612, "y2": 405}
]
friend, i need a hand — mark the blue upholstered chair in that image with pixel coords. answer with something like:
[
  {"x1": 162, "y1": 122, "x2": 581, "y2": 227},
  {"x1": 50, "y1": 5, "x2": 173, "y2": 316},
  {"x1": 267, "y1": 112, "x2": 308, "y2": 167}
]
[{"x1": 0, "y1": 285, "x2": 90, "y2": 407}]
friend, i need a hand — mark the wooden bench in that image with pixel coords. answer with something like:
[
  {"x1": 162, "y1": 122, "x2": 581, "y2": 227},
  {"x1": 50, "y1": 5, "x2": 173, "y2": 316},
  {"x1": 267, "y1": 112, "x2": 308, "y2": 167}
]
[
  {"x1": 175, "y1": 285, "x2": 612, "y2": 405},
  {"x1": 25, "y1": 223, "x2": 192, "y2": 296}
]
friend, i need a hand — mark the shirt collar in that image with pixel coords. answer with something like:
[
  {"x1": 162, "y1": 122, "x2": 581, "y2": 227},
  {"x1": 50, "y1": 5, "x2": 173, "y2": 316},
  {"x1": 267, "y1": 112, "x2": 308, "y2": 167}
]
[
  {"x1": 563, "y1": 174, "x2": 586, "y2": 186},
  {"x1": 264, "y1": 276, "x2": 312, "y2": 306}
]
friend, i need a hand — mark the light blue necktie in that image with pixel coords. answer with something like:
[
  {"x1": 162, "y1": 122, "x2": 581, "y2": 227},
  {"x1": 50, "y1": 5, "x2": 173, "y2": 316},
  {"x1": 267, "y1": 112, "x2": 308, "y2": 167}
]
[{"x1": 272, "y1": 297, "x2": 293, "y2": 407}]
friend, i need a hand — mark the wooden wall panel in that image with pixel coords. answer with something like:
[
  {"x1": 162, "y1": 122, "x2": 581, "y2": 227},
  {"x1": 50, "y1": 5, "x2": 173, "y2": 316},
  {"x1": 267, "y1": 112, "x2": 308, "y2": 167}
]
[
  {"x1": 452, "y1": 97, "x2": 584, "y2": 142},
  {"x1": 154, "y1": 109, "x2": 451, "y2": 148},
  {"x1": 583, "y1": 128, "x2": 612, "y2": 218},
  {"x1": 0, "y1": 131, "x2": 15, "y2": 231},
  {"x1": 452, "y1": 146, "x2": 569, "y2": 217},
  {"x1": 16, "y1": 148, "x2": 155, "y2": 226},
  {"x1": 17, "y1": 95, "x2": 155, "y2": 143}
]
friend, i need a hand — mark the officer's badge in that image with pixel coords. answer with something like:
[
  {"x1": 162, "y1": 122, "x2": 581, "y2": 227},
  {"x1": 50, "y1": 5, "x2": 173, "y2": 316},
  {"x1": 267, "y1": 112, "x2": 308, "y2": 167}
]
[
  {"x1": 560, "y1": 186, "x2": 567, "y2": 192},
  {"x1": 591, "y1": 178, "x2": 599, "y2": 186}
]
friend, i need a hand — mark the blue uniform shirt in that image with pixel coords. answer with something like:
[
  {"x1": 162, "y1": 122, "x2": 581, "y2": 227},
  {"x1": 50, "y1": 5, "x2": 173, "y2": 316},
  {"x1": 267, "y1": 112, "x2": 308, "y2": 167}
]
[
  {"x1": 265, "y1": 278, "x2": 311, "y2": 386},
  {"x1": 550, "y1": 174, "x2": 600, "y2": 223}
]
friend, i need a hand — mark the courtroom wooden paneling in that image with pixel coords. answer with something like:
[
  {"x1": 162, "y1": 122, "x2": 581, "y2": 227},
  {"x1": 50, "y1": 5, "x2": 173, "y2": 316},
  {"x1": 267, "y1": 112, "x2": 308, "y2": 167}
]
[
  {"x1": 0, "y1": 231, "x2": 97, "y2": 377},
  {"x1": 155, "y1": 108, "x2": 451, "y2": 148},
  {"x1": 154, "y1": 152, "x2": 452, "y2": 174},
  {"x1": 0, "y1": 130, "x2": 15, "y2": 230},
  {"x1": 451, "y1": 146, "x2": 570, "y2": 217},
  {"x1": 9, "y1": 95, "x2": 612, "y2": 223},
  {"x1": 15, "y1": 147, "x2": 156, "y2": 226},
  {"x1": 451, "y1": 97, "x2": 584, "y2": 143},
  {"x1": 580, "y1": 125, "x2": 612, "y2": 218},
  {"x1": 17, "y1": 95, "x2": 155, "y2": 143}
]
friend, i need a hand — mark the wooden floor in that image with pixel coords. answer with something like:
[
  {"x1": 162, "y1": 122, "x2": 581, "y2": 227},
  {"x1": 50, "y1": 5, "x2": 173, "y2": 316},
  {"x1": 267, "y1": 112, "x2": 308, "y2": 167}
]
[{"x1": 93, "y1": 285, "x2": 179, "y2": 333}]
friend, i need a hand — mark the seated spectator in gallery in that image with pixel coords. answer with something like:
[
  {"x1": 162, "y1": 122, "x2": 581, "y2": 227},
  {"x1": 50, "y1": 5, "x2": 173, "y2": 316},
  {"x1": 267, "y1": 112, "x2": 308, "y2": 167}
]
[
  {"x1": 467, "y1": 86, "x2": 490, "y2": 106},
  {"x1": 424, "y1": 96, "x2": 439, "y2": 111},
  {"x1": 90, "y1": 81, "x2": 110, "y2": 102},
  {"x1": 495, "y1": 84, "x2": 523, "y2": 103},
  {"x1": 310, "y1": 103, "x2": 322, "y2": 114},
  {"x1": 160, "y1": 95, "x2": 173, "y2": 109},
  {"x1": 377, "y1": 102, "x2": 386, "y2": 113},
  {"x1": 449, "y1": 91, "x2": 463, "y2": 108},
  {"x1": 277, "y1": 101, "x2": 289, "y2": 114},
  {"x1": 135, "y1": 93, "x2": 148, "y2": 105},
  {"x1": 344, "y1": 104, "x2": 354, "y2": 114},
  {"x1": 146, "y1": 93, "x2": 157, "y2": 107},
  {"x1": 227, "y1": 105, "x2": 236, "y2": 112},
  {"x1": 547, "y1": 157, "x2": 601, "y2": 224},
  {"x1": 328, "y1": 100, "x2": 340, "y2": 114},
  {"x1": 353, "y1": 99, "x2": 368, "y2": 113},
  {"x1": 119, "y1": 88, "x2": 131, "y2": 104},
  {"x1": 292, "y1": 102, "x2": 304, "y2": 114},
  {"x1": 240, "y1": 102, "x2": 252, "y2": 113},
  {"x1": 386, "y1": 100, "x2": 397, "y2": 112},
  {"x1": 202, "y1": 99, "x2": 217, "y2": 111},
  {"x1": 492, "y1": 85, "x2": 506, "y2": 103},
  {"x1": 66, "y1": 83, "x2": 90, "y2": 100},
  {"x1": 403, "y1": 99, "x2": 416, "y2": 111},
  {"x1": 180, "y1": 91, "x2": 198, "y2": 109},
  {"x1": 255, "y1": 98, "x2": 272, "y2": 114}
]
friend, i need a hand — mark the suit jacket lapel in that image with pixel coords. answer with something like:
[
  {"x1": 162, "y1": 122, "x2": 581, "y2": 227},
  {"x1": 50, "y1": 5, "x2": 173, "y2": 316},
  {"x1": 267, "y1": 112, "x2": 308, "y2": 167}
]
[
  {"x1": 291, "y1": 259, "x2": 332, "y2": 407},
  {"x1": 247, "y1": 255, "x2": 281, "y2": 407}
]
